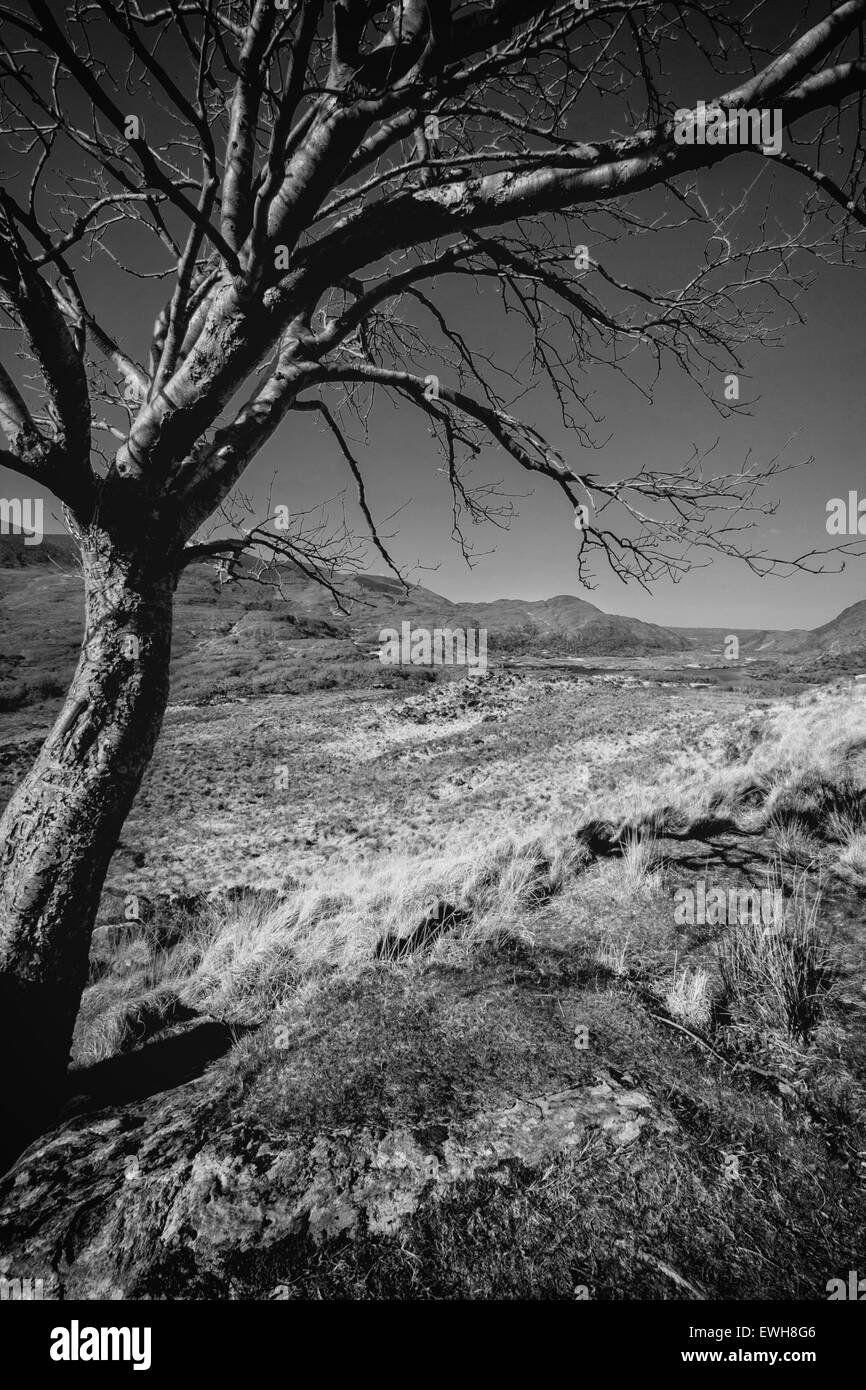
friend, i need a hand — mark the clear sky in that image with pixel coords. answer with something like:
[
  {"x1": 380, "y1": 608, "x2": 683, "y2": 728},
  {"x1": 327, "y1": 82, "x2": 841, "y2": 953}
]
[{"x1": 228, "y1": 229, "x2": 866, "y2": 634}]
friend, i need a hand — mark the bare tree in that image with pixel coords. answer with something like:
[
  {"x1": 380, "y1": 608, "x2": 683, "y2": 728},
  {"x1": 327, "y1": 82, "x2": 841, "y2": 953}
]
[{"x1": 0, "y1": 0, "x2": 865, "y2": 1159}]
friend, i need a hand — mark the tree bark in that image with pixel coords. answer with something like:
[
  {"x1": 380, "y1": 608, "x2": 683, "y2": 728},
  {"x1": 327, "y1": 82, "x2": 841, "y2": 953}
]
[{"x1": 0, "y1": 532, "x2": 174, "y2": 1170}]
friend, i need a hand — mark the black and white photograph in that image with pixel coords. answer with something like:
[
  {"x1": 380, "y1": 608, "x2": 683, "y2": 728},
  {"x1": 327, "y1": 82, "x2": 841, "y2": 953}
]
[{"x1": 0, "y1": 0, "x2": 864, "y2": 1357}]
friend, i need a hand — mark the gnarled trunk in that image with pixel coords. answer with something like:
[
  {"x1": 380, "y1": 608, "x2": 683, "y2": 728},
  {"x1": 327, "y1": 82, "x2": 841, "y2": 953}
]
[{"x1": 0, "y1": 532, "x2": 174, "y2": 1168}]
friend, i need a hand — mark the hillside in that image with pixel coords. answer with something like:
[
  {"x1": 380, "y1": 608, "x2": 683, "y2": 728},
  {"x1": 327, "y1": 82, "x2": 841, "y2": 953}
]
[
  {"x1": 2, "y1": 534, "x2": 865, "y2": 719},
  {"x1": 1, "y1": 671, "x2": 864, "y2": 1299},
  {"x1": 770, "y1": 599, "x2": 866, "y2": 656},
  {"x1": 674, "y1": 602, "x2": 866, "y2": 659},
  {"x1": 1, "y1": 534, "x2": 865, "y2": 1302},
  {"x1": 0, "y1": 534, "x2": 691, "y2": 716}
]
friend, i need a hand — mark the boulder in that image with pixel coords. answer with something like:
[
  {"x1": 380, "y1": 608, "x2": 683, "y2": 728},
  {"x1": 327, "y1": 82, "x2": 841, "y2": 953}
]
[{"x1": 0, "y1": 1067, "x2": 663, "y2": 1299}]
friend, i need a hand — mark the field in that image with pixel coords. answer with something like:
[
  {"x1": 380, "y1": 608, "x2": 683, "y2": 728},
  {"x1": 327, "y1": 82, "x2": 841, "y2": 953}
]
[{"x1": 1, "y1": 651, "x2": 864, "y2": 1300}]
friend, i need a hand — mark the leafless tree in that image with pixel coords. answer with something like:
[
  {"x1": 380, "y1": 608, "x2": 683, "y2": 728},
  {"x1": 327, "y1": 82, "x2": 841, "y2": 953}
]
[{"x1": 1, "y1": 0, "x2": 865, "y2": 1160}]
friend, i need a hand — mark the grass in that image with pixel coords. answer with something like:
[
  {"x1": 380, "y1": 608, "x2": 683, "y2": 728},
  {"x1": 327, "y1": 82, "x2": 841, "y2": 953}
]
[
  {"x1": 767, "y1": 814, "x2": 821, "y2": 866},
  {"x1": 228, "y1": 948, "x2": 590, "y2": 1139},
  {"x1": 34, "y1": 666, "x2": 748, "y2": 903},
  {"x1": 31, "y1": 670, "x2": 866, "y2": 1299},
  {"x1": 595, "y1": 931, "x2": 631, "y2": 977},
  {"x1": 717, "y1": 869, "x2": 836, "y2": 1045},
  {"x1": 77, "y1": 676, "x2": 862, "y2": 1067},
  {"x1": 74, "y1": 829, "x2": 592, "y2": 1060},
  {"x1": 838, "y1": 829, "x2": 866, "y2": 878},
  {"x1": 609, "y1": 828, "x2": 664, "y2": 895},
  {"x1": 665, "y1": 965, "x2": 712, "y2": 1029}
]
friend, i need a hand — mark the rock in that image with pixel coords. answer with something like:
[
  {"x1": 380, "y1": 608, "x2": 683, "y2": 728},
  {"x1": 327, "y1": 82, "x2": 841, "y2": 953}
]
[{"x1": 0, "y1": 1070, "x2": 666, "y2": 1299}]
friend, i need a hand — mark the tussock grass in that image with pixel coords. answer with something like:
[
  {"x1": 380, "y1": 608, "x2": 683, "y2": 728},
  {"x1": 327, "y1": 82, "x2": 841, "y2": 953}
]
[
  {"x1": 605, "y1": 828, "x2": 664, "y2": 897},
  {"x1": 608, "y1": 684, "x2": 866, "y2": 850},
  {"x1": 717, "y1": 870, "x2": 836, "y2": 1045},
  {"x1": 182, "y1": 891, "x2": 301, "y2": 1017},
  {"x1": 78, "y1": 682, "x2": 862, "y2": 1074},
  {"x1": 187, "y1": 831, "x2": 589, "y2": 1013},
  {"x1": 838, "y1": 829, "x2": 866, "y2": 877},
  {"x1": 766, "y1": 814, "x2": 821, "y2": 867},
  {"x1": 744, "y1": 686, "x2": 866, "y2": 787},
  {"x1": 76, "y1": 828, "x2": 596, "y2": 1056},
  {"x1": 665, "y1": 965, "x2": 712, "y2": 1029},
  {"x1": 595, "y1": 931, "x2": 631, "y2": 977},
  {"x1": 74, "y1": 930, "x2": 189, "y2": 1065}
]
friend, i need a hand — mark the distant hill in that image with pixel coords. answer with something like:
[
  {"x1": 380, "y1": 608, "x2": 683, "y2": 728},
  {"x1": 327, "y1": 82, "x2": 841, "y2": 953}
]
[
  {"x1": 755, "y1": 599, "x2": 866, "y2": 657},
  {"x1": 323, "y1": 577, "x2": 690, "y2": 653},
  {"x1": 1, "y1": 532, "x2": 864, "y2": 714},
  {"x1": 0, "y1": 533, "x2": 81, "y2": 569},
  {"x1": 673, "y1": 600, "x2": 866, "y2": 660}
]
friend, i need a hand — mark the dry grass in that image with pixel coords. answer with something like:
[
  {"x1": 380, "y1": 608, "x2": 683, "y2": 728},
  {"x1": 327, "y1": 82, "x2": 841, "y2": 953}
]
[
  {"x1": 76, "y1": 681, "x2": 862, "y2": 1079},
  {"x1": 60, "y1": 676, "x2": 866, "y2": 1302},
  {"x1": 744, "y1": 684, "x2": 866, "y2": 785},
  {"x1": 595, "y1": 931, "x2": 631, "y2": 977},
  {"x1": 75, "y1": 668, "x2": 750, "y2": 902},
  {"x1": 609, "y1": 683, "x2": 866, "y2": 850},
  {"x1": 766, "y1": 815, "x2": 821, "y2": 867},
  {"x1": 606, "y1": 829, "x2": 664, "y2": 897},
  {"x1": 837, "y1": 829, "x2": 866, "y2": 878},
  {"x1": 717, "y1": 869, "x2": 836, "y2": 1045},
  {"x1": 665, "y1": 965, "x2": 712, "y2": 1029},
  {"x1": 75, "y1": 829, "x2": 593, "y2": 1058}
]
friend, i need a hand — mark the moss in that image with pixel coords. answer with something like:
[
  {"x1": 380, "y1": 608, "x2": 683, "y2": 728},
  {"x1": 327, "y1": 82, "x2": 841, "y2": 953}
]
[{"x1": 232, "y1": 957, "x2": 589, "y2": 1136}]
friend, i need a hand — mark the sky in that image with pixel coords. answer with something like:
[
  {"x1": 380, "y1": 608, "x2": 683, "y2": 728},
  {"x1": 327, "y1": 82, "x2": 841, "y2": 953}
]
[
  {"x1": 228, "y1": 224, "x2": 866, "y2": 634},
  {"x1": 2, "y1": 0, "x2": 865, "y2": 634}
]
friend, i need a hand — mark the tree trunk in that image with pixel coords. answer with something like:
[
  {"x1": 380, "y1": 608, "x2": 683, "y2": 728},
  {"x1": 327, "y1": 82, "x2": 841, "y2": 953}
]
[{"x1": 0, "y1": 532, "x2": 174, "y2": 1170}]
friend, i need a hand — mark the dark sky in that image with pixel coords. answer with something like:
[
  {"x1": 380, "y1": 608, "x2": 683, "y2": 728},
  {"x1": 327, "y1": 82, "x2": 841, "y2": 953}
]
[
  {"x1": 2, "y1": 0, "x2": 864, "y2": 633},
  {"x1": 230, "y1": 210, "x2": 866, "y2": 633}
]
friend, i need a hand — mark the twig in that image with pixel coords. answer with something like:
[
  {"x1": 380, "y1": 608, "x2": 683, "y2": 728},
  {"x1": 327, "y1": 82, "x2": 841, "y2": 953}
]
[
  {"x1": 616, "y1": 1240, "x2": 708, "y2": 1300},
  {"x1": 649, "y1": 1012, "x2": 789, "y2": 1085}
]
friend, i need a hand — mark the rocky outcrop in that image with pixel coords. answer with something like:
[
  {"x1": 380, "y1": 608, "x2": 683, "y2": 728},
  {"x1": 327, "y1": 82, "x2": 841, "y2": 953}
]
[{"x1": 0, "y1": 1068, "x2": 665, "y2": 1300}]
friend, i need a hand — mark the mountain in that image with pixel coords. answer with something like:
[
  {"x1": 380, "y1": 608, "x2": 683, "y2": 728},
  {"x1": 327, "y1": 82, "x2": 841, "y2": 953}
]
[
  {"x1": 2, "y1": 533, "x2": 864, "y2": 715},
  {"x1": 752, "y1": 599, "x2": 866, "y2": 657},
  {"x1": 311, "y1": 578, "x2": 691, "y2": 653},
  {"x1": 0, "y1": 533, "x2": 691, "y2": 671},
  {"x1": 674, "y1": 600, "x2": 866, "y2": 659}
]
